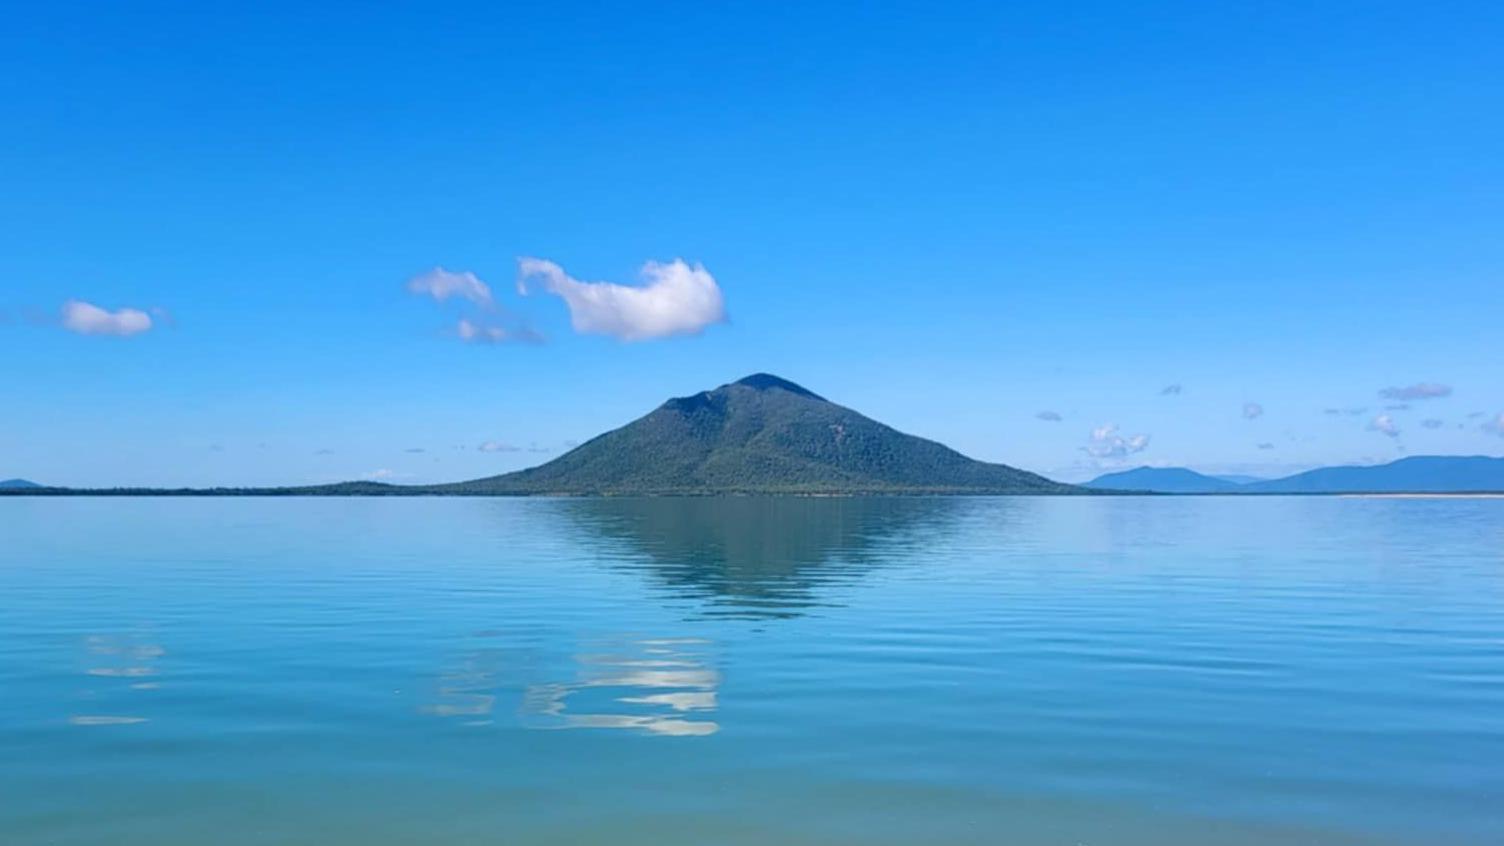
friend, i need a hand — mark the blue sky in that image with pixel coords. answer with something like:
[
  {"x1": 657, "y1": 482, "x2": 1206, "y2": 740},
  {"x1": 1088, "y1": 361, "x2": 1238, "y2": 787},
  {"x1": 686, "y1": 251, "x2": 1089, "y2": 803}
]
[{"x1": 3, "y1": 1, "x2": 1502, "y2": 486}]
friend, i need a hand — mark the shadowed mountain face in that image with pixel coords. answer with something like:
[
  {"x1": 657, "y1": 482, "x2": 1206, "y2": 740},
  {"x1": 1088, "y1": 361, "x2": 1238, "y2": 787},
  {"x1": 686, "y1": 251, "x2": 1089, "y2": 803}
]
[
  {"x1": 0, "y1": 479, "x2": 41, "y2": 489},
  {"x1": 442, "y1": 374, "x2": 1075, "y2": 495}
]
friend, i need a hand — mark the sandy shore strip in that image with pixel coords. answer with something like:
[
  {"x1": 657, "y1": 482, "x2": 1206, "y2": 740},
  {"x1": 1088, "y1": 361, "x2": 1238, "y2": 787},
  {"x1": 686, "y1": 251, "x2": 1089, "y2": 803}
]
[{"x1": 1339, "y1": 493, "x2": 1504, "y2": 499}]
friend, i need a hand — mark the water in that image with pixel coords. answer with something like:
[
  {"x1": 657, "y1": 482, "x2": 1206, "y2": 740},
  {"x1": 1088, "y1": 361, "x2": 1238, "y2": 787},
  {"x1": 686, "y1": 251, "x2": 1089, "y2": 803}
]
[{"x1": 2, "y1": 496, "x2": 1501, "y2": 845}]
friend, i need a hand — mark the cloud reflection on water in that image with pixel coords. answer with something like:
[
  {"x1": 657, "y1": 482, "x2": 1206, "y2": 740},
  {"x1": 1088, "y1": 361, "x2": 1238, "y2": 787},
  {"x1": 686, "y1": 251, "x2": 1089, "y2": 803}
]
[
  {"x1": 521, "y1": 637, "x2": 720, "y2": 737},
  {"x1": 423, "y1": 648, "x2": 506, "y2": 725},
  {"x1": 70, "y1": 632, "x2": 163, "y2": 726}
]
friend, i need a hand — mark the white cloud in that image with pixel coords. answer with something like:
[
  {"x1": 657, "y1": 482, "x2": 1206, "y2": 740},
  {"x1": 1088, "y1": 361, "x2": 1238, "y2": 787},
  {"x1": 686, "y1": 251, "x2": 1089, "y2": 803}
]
[
  {"x1": 1242, "y1": 402, "x2": 1264, "y2": 420},
  {"x1": 1483, "y1": 414, "x2": 1504, "y2": 438},
  {"x1": 1083, "y1": 424, "x2": 1150, "y2": 460},
  {"x1": 363, "y1": 469, "x2": 397, "y2": 480},
  {"x1": 1368, "y1": 414, "x2": 1400, "y2": 438},
  {"x1": 407, "y1": 267, "x2": 494, "y2": 306},
  {"x1": 60, "y1": 300, "x2": 153, "y2": 336},
  {"x1": 1035, "y1": 410, "x2": 1063, "y2": 422},
  {"x1": 1379, "y1": 383, "x2": 1451, "y2": 401},
  {"x1": 477, "y1": 441, "x2": 521, "y2": 453},
  {"x1": 517, "y1": 257, "x2": 727, "y2": 341}
]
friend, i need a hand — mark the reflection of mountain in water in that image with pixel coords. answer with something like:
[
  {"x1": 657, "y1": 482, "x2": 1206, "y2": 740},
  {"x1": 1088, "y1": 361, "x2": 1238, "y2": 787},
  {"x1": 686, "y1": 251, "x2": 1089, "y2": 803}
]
[{"x1": 559, "y1": 497, "x2": 965, "y2": 620}]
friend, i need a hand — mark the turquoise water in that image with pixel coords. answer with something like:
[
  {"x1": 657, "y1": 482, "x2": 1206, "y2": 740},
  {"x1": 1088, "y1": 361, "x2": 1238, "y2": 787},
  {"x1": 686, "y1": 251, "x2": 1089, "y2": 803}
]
[{"x1": 2, "y1": 496, "x2": 1502, "y2": 845}]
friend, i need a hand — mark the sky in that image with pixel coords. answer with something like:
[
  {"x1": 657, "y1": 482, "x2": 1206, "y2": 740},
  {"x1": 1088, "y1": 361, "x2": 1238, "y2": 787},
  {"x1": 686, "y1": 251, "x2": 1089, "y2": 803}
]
[{"x1": 2, "y1": 1, "x2": 1502, "y2": 487}]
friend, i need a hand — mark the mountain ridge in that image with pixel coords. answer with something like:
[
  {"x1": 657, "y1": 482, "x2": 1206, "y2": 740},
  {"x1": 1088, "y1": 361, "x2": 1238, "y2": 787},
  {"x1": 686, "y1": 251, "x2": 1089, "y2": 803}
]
[{"x1": 1087, "y1": 455, "x2": 1504, "y2": 494}]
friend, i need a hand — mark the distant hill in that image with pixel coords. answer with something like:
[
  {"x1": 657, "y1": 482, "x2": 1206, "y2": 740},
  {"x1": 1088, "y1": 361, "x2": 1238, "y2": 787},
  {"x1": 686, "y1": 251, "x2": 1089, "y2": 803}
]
[
  {"x1": 1086, "y1": 456, "x2": 1504, "y2": 494},
  {"x1": 1085, "y1": 467, "x2": 1239, "y2": 494},
  {"x1": 435, "y1": 373, "x2": 1077, "y2": 495},
  {"x1": 1242, "y1": 455, "x2": 1504, "y2": 494},
  {"x1": 0, "y1": 478, "x2": 42, "y2": 489}
]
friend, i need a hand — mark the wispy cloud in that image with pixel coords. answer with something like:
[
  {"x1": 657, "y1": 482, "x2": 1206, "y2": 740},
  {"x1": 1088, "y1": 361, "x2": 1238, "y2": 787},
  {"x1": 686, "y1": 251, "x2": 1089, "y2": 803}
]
[
  {"x1": 477, "y1": 439, "x2": 555, "y2": 454},
  {"x1": 517, "y1": 257, "x2": 727, "y2": 341},
  {"x1": 455, "y1": 317, "x2": 542, "y2": 345},
  {"x1": 1368, "y1": 414, "x2": 1400, "y2": 438},
  {"x1": 1160, "y1": 384, "x2": 1183, "y2": 396},
  {"x1": 1083, "y1": 424, "x2": 1150, "y2": 460},
  {"x1": 1421, "y1": 419, "x2": 1444, "y2": 429},
  {"x1": 404, "y1": 448, "x2": 426, "y2": 454},
  {"x1": 1035, "y1": 410, "x2": 1063, "y2": 422},
  {"x1": 363, "y1": 469, "x2": 400, "y2": 480},
  {"x1": 1483, "y1": 414, "x2": 1504, "y2": 438},
  {"x1": 1242, "y1": 402, "x2": 1264, "y2": 420},
  {"x1": 1379, "y1": 383, "x2": 1451, "y2": 401},
  {"x1": 406, "y1": 268, "x2": 541, "y2": 344},
  {"x1": 1384, "y1": 403, "x2": 1410, "y2": 411},
  {"x1": 1324, "y1": 407, "x2": 1368, "y2": 417},
  {"x1": 61, "y1": 300, "x2": 153, "y2": 336},
  {"x1": 1257, "y1": 442, "x2": 1275, "y2": 450},
  {"x1": 407, "y1": 268, "x2": 494, "y2": 306}
]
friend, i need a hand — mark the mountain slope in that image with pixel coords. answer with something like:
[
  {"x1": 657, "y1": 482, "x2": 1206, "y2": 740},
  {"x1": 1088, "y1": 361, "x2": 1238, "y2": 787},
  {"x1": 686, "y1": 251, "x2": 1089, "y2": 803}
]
[
  {"x1": 0, "y1": 478, "x2": 42, "y2": 489},
  {"x1": 440, "y1": 374, "x2": 1076, "y2": 495},
  {"x1": 1085, "y1": 467, "x2": 1239, "y2": 493},
  {"x1": 1241, "y1": 455, "x2": 1504, "y2": 493}
]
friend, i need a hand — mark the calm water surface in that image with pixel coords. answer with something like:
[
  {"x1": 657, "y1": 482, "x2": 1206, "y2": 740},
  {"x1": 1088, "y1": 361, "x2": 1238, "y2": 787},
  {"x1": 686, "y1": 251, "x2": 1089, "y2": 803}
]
[{"x1": 2, "y1": 496, "x2": 1502, "y2": 844}]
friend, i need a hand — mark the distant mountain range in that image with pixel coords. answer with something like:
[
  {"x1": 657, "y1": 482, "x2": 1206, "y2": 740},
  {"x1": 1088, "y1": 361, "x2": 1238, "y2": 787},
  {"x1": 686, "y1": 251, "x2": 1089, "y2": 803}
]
[
  {"x1": 0, "y1": 478, "x2": 42, "y2": 489},
  {"x1": 1087, "y1": 456, "x2": 1504, "y2": 494}
]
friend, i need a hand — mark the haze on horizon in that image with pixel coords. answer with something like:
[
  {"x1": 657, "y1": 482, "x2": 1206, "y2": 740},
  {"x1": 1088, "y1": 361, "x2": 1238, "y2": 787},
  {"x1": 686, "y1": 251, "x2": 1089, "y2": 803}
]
[{"x1": 2, "y1": 2, "x2": 1501, "y2": 488}]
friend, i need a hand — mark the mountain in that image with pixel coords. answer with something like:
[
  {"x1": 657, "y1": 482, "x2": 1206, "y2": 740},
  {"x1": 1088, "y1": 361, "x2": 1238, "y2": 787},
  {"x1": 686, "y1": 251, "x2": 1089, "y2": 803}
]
[
  {"x1": 1085, "y1": 467, "x2": 1240, "y2": 494},
  {"x1": 1085, "y1": 456, "x2": 1504, "y2": 494},
  {"x1": 438, "y1": 374, "x2": 1077, "y2": 495},
  {"x1": 1241, "y1": 455, "x2": 1504, "y2": 494},
  {"x1": 0, "y1": 478, "x2": 42, "y2": 489}
]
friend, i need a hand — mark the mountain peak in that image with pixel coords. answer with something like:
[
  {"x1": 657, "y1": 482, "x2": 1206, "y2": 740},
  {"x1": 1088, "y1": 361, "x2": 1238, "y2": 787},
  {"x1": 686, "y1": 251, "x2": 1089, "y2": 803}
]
[
  {"x1": 442, "y1": 374, "x2": 1071, "y2": 494},
  {"x1": 729, "y1": 373, "x2": 824, "y2": 400}
]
